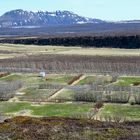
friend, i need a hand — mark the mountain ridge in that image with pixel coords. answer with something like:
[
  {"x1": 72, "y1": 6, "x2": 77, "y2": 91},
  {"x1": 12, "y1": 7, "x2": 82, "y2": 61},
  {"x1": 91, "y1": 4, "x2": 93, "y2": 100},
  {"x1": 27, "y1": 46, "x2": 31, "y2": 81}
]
[{"x1": 0, "y1": 9, "x2": 105, "y2": 28}]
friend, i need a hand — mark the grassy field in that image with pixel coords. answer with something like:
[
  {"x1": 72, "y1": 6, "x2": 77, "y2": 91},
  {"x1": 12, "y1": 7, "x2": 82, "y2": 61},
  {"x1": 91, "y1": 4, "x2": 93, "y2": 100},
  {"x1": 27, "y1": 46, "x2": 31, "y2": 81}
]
[
  {"x1": 50, "y1": 75, "x2": 113, "y2": 101},
  {"x1": 0, "y1": 73, "x2": 76, "y2": 101},
  {"x1": 0, "y1": 43, "x2": 140, "y2": 59},
  {"x1": 77, "y1": 76, "x2": 96, "y2": 85},
  {"x1": 18, "y1": 88, "x2": 56, "y2": 101},
  {"x1": 0, "y1": 72, "x2": 140, "y2": 120},
  {"x1": 0, "y1": 102, "x2": 93, "y2": 117},
  {"x1": 46, "y1": 74, "x2": 76, "y2": 85},
  {"x1": 100, "y1": 104, "x2": 140, "y2": 120},
  {"x1": 54, "y1": 89, "x2": 76, "y2": 100},
  {"x1": 0, "y1": 73, "x2": 23, "y2": 81},
  {"x1": 0, "y1": 73, "x2": 75, "y2": 85},
  {"x1": 1, "y1": 101, "x2": 140, "y2": 120},
  {"x1": 77, "y1": 75, "x2": 112, "y2": 85},
  {"x1": 115, "y1": 76, "x2": 140, "y2": 86},
  {"x1": 1, "y1": 73, "x2": 140, "y2": 102}
]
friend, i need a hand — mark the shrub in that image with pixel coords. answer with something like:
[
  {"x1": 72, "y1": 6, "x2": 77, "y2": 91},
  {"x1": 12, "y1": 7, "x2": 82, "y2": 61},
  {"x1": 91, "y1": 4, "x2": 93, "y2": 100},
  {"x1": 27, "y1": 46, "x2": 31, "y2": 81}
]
[
  {"x1": 135, "y1": 93, "x2": 140, "y2": 104},
  {"x1": 109, "y1": 92, "x2": 130, "y2": 103},
  {"x1": 133, "y1": 82, "x2": 140, "y2": 86},
  {"x1": 74, "y1": 91, "x2": 103, "y2": 102},
  {"x1": 129, "y1": 96, "x2": 136, "y2": 105},
  {"x1": 94, "y1": 101, "x2": 104, "y2": 109},
  {"x1": 0, "y1": 72, "x2": 9, "y2": 78}
]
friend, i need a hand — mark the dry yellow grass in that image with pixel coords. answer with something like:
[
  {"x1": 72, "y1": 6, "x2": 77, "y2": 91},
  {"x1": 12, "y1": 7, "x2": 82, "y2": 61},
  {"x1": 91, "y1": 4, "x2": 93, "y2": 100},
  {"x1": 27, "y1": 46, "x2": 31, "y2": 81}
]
[{"x1": 0, "y1": 43, "x2": 140, "y2": 59}]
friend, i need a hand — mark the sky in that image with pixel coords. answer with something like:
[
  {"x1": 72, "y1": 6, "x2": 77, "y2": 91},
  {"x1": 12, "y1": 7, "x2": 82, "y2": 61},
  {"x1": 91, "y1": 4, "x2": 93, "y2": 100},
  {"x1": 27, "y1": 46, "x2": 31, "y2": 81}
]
[{"x1": 0, "y1": 0, "x2": 139, "y2": 21}]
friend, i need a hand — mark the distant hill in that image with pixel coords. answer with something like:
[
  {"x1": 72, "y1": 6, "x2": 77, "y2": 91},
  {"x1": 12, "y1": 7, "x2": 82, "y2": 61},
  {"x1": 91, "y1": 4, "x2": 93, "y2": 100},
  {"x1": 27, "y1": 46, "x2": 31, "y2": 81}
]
[
  {"x1": 0, "y1": 9, "x2": 140, "y2": 36},
  {"x1": 0, "y1": 9, "x2": 140, "y2": 29},
  {"x1": 0, "y1": 9, "x2": 105, "y2": 28}
]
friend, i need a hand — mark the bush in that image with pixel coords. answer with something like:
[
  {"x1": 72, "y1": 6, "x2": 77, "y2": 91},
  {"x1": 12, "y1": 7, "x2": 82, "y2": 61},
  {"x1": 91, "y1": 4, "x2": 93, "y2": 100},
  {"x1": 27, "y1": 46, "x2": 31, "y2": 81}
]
[
  {"x1": 108, "y1": 92, "x2": 130, "y2": 103},
  {"x1": 133, "y1": 82, "x2": 140, "y2": 86},
  {"x1": 0, "y1": 72, "x2": 9, "y2": 78},
  {"x1": 94, "y1": 101, "x2": 104, "y2": 109},
  {"x1": 74, "y1": 90, "x2": 103, "y2": 102},
  {"x1": 129, "y1": 96, "x2": 136, "y2": 105}
]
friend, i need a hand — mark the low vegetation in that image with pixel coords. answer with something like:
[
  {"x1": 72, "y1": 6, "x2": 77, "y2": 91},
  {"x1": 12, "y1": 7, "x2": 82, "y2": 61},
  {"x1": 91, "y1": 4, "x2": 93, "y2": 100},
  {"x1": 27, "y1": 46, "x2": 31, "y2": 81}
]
[
  {"x1": 0, "y1": 116, "x2": 140, "y2": 140},
  {"x1": 100, "y1": 104, "x2": 140, "y2": 120}
]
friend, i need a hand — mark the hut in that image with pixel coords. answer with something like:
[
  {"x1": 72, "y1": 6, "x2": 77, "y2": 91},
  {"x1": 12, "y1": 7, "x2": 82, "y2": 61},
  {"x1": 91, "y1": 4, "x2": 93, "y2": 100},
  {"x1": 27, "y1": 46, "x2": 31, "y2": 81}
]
[{"x1": 39, "y1": 71, "x2": 46, "y2": 77}]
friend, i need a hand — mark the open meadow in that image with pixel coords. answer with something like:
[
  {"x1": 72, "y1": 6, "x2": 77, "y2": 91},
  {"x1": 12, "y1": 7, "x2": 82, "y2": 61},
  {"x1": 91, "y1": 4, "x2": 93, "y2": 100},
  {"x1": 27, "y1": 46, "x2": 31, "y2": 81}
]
[
  {"x1": 0, "y1": 42, "x2": 140, "y2": 139},
  {"x1": 0, "y1": 71, "x2": 140, "y2": 121},
  {"x1": 0, "y1": 43, "x2": 140, "y2": 59}
]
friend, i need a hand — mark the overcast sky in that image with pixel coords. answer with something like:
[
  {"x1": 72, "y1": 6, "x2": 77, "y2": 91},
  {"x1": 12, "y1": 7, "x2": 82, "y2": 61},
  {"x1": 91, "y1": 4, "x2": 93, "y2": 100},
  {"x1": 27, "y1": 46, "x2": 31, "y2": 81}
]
[{"x1": 0, "y1": 0, "x2": 139, "y2": 21}]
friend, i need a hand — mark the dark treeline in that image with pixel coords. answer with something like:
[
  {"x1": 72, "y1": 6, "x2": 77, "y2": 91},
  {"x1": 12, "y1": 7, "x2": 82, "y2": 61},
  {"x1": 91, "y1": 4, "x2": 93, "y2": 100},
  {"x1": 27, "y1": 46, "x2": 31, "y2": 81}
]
[{"x1": 0, "y1": 34, "x2": 140, "y2": 49}]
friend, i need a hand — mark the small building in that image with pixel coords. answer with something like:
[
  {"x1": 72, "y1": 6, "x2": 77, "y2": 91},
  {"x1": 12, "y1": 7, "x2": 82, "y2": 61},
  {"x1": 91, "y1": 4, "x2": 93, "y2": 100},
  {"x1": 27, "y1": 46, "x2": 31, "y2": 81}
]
[{"x1": 39, "y1": 71, "x2": 46, "y2": 77}]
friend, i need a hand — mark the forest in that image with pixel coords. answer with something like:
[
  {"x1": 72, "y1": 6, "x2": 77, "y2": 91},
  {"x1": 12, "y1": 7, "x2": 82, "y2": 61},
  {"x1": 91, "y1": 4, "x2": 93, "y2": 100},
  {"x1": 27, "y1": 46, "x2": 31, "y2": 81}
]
[{"x1": 0, "y1": 34, "x2": 140, "y2": 49}]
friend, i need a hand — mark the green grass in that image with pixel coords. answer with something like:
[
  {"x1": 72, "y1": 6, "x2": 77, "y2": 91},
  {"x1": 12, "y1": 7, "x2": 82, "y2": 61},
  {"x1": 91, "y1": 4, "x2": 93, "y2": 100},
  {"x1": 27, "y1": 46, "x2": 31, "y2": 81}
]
[
  {"x1": 0, "y1": 73, "x2": 75, "y2": 85},
  {"x1": 116, "y1": 76, "x2": 140, "y2": 86},
  {"x1": 77, "y1": 75, "x2": 112, "y2": 85},
  {"x1": 0, "y1": 73, "x2": 23, "y2": 81},
  {"x1": 19, "y1": 88, "x2": 56, "y2": 101},
  {"x1": 55, "y1": 89, "x2": 76, "y2": 100},
  {"x1": 100, "y1": 104, "x2": 140, "y2": 120},
  {"x1": 77, "y1": 76, "x2": 96, "y2": 85},
  {"x1": 0, "y1": 102, "x2": 93, "y2": 117},
  {"x1": 0, "y1": 102, "x2": 30, "y2": 113},
  {"x1": 46, "y1": 75, "x2": 75, "y2": 85},
  {"x1": 31, "y1": 103, "x2": 92, "y2": 116},
  {"x1": 0, "y1": 73, "x2": 43, "y2": 83}
]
